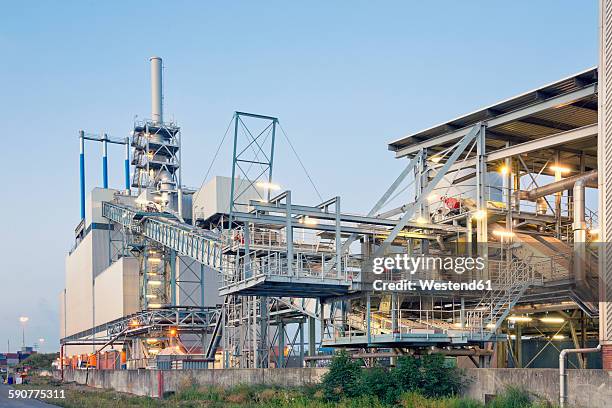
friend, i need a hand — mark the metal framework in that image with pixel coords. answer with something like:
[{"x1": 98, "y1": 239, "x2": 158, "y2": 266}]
[{"x1": 65, "y1": 65, "x2": 605, "y2": 371}]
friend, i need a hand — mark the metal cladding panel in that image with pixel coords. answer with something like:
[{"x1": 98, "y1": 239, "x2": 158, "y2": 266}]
[
  {"x1": 176, "y1": 256, "x2": 221, "y2": 307},
  {"x1": 64, "y1": 232, "x2": 94, "y2": 338},
  {"x1": 86, "y1": 188, "x2": 119, "y2": 229},
  {"x1": 600, "y1": 0, "x2": 612, "y2": 346},
  {"x1": 122, "y1": 257, "x2": 140, "y2": 314},
  {"x1": 192, "y1": 176, "x2": 267, "y2": 222},
  {"x1": 94, "y1": 257, "x2": 140, "y2": 326}
]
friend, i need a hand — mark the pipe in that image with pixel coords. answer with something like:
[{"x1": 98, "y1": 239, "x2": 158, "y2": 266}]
[
  {"x1": 124, "y1": 137, "x2": 130, "y2": 194},
  {"x1": 559, "y1": 344, "x2": 601, "y2": 407},
  {"x1": 573, "y1": 179, "x2": 587, "y2": 282},
  {"x1": 150, "y1": 56, "x2": 163, "y2": 124},
  {"x1": 519, "y1": 171, "x2": 597, "y2": 201},
  {"x1": 102, "y1": 133, "x2": 108, "y2": 189},
  {"x1": 79, "y1": 130, "x2": 86, "y2": 220}
]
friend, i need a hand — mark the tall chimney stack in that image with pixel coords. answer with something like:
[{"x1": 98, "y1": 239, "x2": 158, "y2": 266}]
[{"x1": 150, "y1": 56, "x2": 163, "y2": 124}]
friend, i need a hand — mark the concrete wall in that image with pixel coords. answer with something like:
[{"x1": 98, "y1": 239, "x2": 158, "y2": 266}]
[
  {"x1": 56, "y1": 368, "x2": 327, "y2": 398},
  {"x1": 56, "y1": 367, "x2": 611, "y2": 407},
  {"x1": 462, "y1": 368, "x2": 612, "y2": 408}
]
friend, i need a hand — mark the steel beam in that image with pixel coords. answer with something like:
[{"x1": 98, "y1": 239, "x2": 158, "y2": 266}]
[
  {"x1": 374, "y1": 124, "x2": 480, "y2": 257},
  {"x1": 394, "y1": 85, "x2": 597, "y2": 158}
]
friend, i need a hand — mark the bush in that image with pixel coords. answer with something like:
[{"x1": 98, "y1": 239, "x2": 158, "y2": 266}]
[
  {"x1": 488, "y1": 387, "x2": 534, "y2": 408},
  {"x1": 320, "y1": 352, "x2": 465, "y2": 404},
  {"x1": 359, "y1": 366, "x2": 400, "y2": 405},
  {"x1": 393, "y1": 355, "x2": 422, "y2": 393},
  {"x1": 419, "y1": 353, "x2": 462, "y2": 398},
  {"x1": 17, "y1": 353, "x2": 58, "y2": 370},
  {"x1": 320, "y1": 350, "x2": 363, "y2": 401},
  {"x1": 400, "y1": 392, "x2": 484, "y2": 408}
]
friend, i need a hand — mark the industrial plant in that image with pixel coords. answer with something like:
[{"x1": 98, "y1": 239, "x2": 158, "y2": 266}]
[{"x1": 57, "y1": 6, "x2": 612, "y2": 407}]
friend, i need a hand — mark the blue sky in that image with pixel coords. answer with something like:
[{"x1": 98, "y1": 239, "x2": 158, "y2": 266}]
[{"x1": 0, "y1": 1, "x2": 598, "y2": 352}]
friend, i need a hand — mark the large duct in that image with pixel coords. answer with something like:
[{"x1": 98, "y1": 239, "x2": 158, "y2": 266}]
[
  {"x1": 518, "y1": 171, "x2": 597, "y2": 201},
  {"x1": 150, "y1": 56, "x2": 163, "y2": 124},
  {"x1": 573, "y1": 178, "x2": 587, "y2": 282}
]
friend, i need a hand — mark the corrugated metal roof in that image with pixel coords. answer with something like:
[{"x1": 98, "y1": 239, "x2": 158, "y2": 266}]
[{"x1": 388, "y1": 67, "x2": 598, "y2": 152}]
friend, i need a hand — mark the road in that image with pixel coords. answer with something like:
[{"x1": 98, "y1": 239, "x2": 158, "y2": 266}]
[{"x1": 0, "y1": 385, "x2": 59, "y2": 407}]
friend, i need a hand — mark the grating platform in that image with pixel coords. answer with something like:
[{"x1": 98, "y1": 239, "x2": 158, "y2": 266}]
[{"x1": 219, "y1": 274, "x2": 355, "y2": 298}]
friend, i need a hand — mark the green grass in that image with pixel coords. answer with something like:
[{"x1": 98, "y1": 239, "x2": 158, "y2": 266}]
[{"x1": 14, "y1": 374, "x2": 557, "y2": 408}]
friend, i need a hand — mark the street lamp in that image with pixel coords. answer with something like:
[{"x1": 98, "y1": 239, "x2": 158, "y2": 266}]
[{"x1": 19, "y1": 316, "x2": 29, "y2": 348}]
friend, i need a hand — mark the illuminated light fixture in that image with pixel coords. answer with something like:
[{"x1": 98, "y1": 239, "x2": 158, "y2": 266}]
[
  {"x1": 145, "y1": 294, "x2": 157, "y2": 299},
  {"x1": 539, "y1": 316, "x2": 565, "y2": 324},
  {"x1": 19, "y1": 316, "x2": 29, "y2": 323},
  {"x1": 299, "y1": 216, "x2": 318, "y2": 225},
  {"x1": 147, "y1": 272, "x2": 161, "y2": 276},
  {"x1": 256, "y1": 181, "x2": 281, "y2": 191},
  {"x1": 549, "y1": 165, "x2": 571, "y2": 174},
  {"x1": 148, "y1": 348, "x2": 160, "y2": 354},
  {"x1": 508, "y1": 315, "x2": 532, "y2": 322},
  {"x1": 493, "y1": 230, "x2": 515, "y2": 238},
  {"x1": 499, "y1": 165, "x2": 509, "y2": 175},
  {"x1": 472, "y1": 210, "x2": 487, "y2": 220},
  {"x1": 148, "y1": 257, "x2": 162, "y2": 263},
  {"x1": 589, "y1": 229, "x2": 600, "y2": 236},
  {"x1": 429, "y1": 156, "x2": 442, "y2": 163},
  {"x1": 148, "y1": 280, "x2": 163, "y2": 286},
  {"x1": 169, "y1": 328, "x2": 177, "y2": 336},
  {"x1": 486, "y1": 323, "x2": 496, "y2": 329},
  {"x1": 148, "y1": 303, "x2": 162, "y2": 308},
  {"x1": 552, "y1": 334, "x2": 566, "y2": 340},
  {"x1": 146, "y1": 338, "x2": 158, "y2": 344},
  {"x1": 129, "y1": 319, "x2": 139, "y2": 327}
]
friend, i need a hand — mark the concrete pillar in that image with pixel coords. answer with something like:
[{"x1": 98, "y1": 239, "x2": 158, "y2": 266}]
[
  {"x1": 308, "y1": 316, "x2": 316, "y2": 367},
  {"x1": 599, "y1": 0, "x2": 612, "y2": 370},
  {"x1": 515, "y1": 324, "x2": 522, "y2": 368}
]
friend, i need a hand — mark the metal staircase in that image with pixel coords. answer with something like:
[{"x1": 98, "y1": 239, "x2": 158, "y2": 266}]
[{"x1": 466, "y1": 258, "x2": 542, "y2": 339}]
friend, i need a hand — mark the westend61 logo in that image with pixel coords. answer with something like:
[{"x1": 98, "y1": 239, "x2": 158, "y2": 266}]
[{"x1": 370, "y1": 254, "x2": 492, "y2": 292}]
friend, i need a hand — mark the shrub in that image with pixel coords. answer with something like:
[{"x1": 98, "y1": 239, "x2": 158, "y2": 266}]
[
  {"x1": 359, "y1": 366, "x2": 400, "y2": 405},
  {"x1": 488, "y1": 386, "x2": 533, "y2": 408},
  {"x1": 320, "y1": 350, "x2": 363, "y2": 401},
  {"x1": 393, "y1": 355, "x2": 422, "y2": 393},
  {"x1": 419, "y1": 354, "x2": 462, "y2": 398}
]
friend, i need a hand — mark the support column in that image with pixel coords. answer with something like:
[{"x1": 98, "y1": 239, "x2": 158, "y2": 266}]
[
  {"x1": 143, "y1": 250, "x2": 149, "y2": 309},
  {"x1": 79, "y1": 130, "x2": 86, "y2": 220},
  {"x1": 260, "y1": 296, "x2": 268, "y2": 368},
  {"x1": 170, "y1": 250, "x2": 176, "y2": 306},
  {"x1": 278, "y1": 320, "x2": 285, "y2": 368},
  {"x1": 335, "y1": 196, "x2": 342, "y2": 278},
  {"x1": 515, "y1": 324, "x2": 522, "y2": 368},
  {"x1": 286, "y1": 192, "x2": 293, "y2": 276},
  {"x1": 476, "y1": 124, "x2": 488, "y2": 276},
  {"x1": 308, "y1": 316, "x2": 316, "y2": 367},
  {"x1": 366, "y1": 292, "x2": 372, "y2": 344},
  {"x1": 299, "y1": 319, "x2": 305, "y2": 367},
  {"x1": 599, "y1": 0, "x2": 612, "y2": 370}
]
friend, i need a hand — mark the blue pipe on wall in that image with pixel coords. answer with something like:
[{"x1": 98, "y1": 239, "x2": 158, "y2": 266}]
[
  {"x1": 102, "y1": 134, "x2": 108, "y2": 189},
  {"x1": 124, "y1": 138, "x2": 130, "y2": 193}
]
